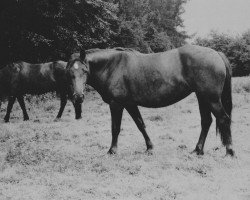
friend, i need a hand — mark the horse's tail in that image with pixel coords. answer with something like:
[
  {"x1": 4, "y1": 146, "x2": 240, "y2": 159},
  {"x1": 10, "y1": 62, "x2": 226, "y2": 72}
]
[{"x1": 216, "y1": 52, "x2": 232, "y2": 140}]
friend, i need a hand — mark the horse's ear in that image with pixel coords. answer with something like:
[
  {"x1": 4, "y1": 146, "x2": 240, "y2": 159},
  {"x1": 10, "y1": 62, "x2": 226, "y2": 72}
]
[
  {"x1": 80, "y1": 49, "x2": 86, "y2": 61},
  {"x1": 66, "y1": 51, "x2": 73, "y2": 61}
]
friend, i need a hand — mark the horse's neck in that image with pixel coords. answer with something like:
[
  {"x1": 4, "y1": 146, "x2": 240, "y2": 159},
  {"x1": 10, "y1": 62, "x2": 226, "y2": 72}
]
[
  {"x1": 87, "y1": 57, "x2": 111, "y2": 92},
  {"x1": 87, "y1": 67, "x2": 103, "y2": 90}
]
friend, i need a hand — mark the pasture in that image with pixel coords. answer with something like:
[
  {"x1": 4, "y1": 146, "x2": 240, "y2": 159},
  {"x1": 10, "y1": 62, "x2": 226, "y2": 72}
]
[{"x1": 0, "y1": 77, "x2": 249, "y2": 200}]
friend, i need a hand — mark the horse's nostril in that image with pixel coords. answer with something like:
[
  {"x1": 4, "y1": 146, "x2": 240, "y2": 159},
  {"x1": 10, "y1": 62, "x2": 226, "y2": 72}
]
[
  {"x1": 78, "y1": 98, "x2": 83, "y2": 103},
  {"x1": 72, "y1": 93, "x2": 84, "y2": 104}
]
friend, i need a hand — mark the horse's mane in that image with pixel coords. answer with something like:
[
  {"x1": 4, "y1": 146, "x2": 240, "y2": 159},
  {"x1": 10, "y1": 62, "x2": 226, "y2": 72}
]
[
  {"x1": 86, "y1": 47, "x2": 140, "y2": 56},
  {"x1": 86, "y1": 48, "x2": 103, "y2": 54},
  {"x1": 113, "y1": 47, "x2": 138, "y2": 52}
]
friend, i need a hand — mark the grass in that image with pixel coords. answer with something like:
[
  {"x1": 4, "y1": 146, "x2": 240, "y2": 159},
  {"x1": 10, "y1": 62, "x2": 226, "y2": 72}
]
[
  {"x1": 0, "y1": 77, "x2": 249, "y2": 199},
  {"x1": 232, "y1": 76, "x2": 250, "y2": 93}
]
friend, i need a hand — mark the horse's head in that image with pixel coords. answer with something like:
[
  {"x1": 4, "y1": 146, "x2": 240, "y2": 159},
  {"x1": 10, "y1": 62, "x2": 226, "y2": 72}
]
[{"x1": 66, "y1": 50, "x2": 88, "y2": 119}]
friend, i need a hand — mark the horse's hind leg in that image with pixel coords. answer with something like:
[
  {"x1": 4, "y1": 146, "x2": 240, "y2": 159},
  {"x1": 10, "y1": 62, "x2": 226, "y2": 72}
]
[
  {"x1": 17, "y1": 96, "x2": 29, "y2": 121},
  {"x1": 193, "y1": 94, "x2": 212, "y2": 155},
  {"x1": 56, "y1": 94, "x2": 67, "y2": 119},
  {"x1": 209, "y1": 101, "x2": 234, "y2": 156},
  {"x1": 4, "y1": 96, "x2": 16, "y2": 122},
  {"x1": 108, "y1": 101, "x2": 124, "y2": 154},
  {"x1": 125, "y1": 105, "x2": 153, "y2": 152}
]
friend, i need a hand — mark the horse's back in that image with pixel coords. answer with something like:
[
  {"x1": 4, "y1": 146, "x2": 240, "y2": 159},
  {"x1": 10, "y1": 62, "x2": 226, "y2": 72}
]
[{"x1": 15, "y1": 61, "x2": 67, "y2": 95}]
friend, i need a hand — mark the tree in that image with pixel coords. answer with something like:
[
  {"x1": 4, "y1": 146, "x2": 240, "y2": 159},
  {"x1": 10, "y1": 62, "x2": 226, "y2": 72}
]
[
  {"x1": 0, "y1": 0, "x2": 190, "y2": 63},
  {"x1": 0, "y1": 0, "x2": 118, "y2": 63},
  {"x1": 113, "y1": 0, "x2": 189, "y2": 52}
]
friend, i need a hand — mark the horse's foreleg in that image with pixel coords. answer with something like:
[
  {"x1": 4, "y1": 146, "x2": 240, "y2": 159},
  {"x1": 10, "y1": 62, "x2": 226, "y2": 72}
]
[
  {"x1": 17, "y1": 96, "x2": 29, "y2": 121},
  {"x1": 56, "y1": 95, "x2": 67, "y2": 119},
  {"x1": 4, "y1": 96, "x2": 16, "y2": 122},
  {"x1": 125, "y1": 105, "x2": 153, "y2": 152},
  {"x1": 73, "y1": 103, "x2": 82, "y2": 119},
  {"x1": 108, "y1": 101, "x2": 124, "y2": 154},
  {"x1": 193, "y1": 94, "x2": 212, "y2": 155}
]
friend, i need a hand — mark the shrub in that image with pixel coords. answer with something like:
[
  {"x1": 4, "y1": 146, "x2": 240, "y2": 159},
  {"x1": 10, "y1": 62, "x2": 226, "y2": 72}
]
[{"x1": 194, "y1": 31, "x2": 250, "y2": 77}]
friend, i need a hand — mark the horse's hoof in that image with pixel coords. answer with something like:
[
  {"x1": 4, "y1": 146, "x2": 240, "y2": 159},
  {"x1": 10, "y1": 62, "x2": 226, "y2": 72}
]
[
  {"x1": 75, "y1": 116, "x2": 82, "y2": 120},
  {"x1": 191, "y1": 149, "x2": 204, "y2": 155},
  {"x1": 4, "y1": 118, "x2": 9, "y2": 123},
  {"x1": 107, "y1": 148, "x2": 117, "y2": 155},
  {"x1": 226, "y1": 149, "x2": 235, "y2": 157},
  {"x1": 24, "y1": 117, "x2": 29, "y2": 121},
  {"x1": 54, "y1": 118, "x2": 60, "y2": 122},
  {"x1": 145, "y1": 149, "x2": 153, "y2": 155},
  {"x1": 146, "y1": 142, "x2": 154, "y2": 150}
]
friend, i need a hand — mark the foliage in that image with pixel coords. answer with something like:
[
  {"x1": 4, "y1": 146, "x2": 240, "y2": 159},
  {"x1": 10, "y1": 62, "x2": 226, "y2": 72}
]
[
  {"x1": 114, "y1": 0, "x2": 189, "y2": 52},
  {"x1": 194, "y1": 31, "x2": 250, "y2": 76},
  {"x1": 0, "y1": 0, "x2": 118, "y2": 63},
  {"x1": 0, "y1": 0, "x2": 190, "y2": 63}
]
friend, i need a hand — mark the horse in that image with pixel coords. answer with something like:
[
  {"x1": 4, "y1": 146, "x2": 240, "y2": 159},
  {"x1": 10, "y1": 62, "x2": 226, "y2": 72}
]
[
  {"x1": 69, "y1": 45, "x2": 234, "y2": 156},
  {"x1": 0, "y1": 51, "x2": 87, "y2": 122}
]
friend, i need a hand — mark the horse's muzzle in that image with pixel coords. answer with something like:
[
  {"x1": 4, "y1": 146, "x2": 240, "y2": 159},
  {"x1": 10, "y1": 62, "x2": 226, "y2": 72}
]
[{"x1": 73, "y1": 93, "x2": 84, "y2": 104}]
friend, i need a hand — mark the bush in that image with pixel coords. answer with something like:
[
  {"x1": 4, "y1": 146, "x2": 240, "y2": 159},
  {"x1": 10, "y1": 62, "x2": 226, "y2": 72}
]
[{"x1": 194, "y1": 31, "x2": 250, "y2": 77}]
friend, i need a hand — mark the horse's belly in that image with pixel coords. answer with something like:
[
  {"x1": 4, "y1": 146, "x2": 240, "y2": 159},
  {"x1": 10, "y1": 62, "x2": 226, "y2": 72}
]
[
  {"x1": 21, "y1": 80, "x2": 57, "y2": 95},
  {"x1": 138, "y1": 92, "x2": 192, "y2": 108},
  {"x1": 132, "y1": 83, "x2": 192, "y2": 108}
]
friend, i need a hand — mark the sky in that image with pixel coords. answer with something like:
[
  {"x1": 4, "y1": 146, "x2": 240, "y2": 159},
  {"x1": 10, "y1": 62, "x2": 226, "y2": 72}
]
[{"x1": 182, "y1": 0, "x2": 250, "y2": 39}]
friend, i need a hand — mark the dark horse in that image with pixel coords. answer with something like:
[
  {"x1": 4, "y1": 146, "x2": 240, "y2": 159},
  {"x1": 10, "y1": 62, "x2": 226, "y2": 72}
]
[
  {"x1": 69, "y1": 45, "x2": 234, "y2": 156},
  {"x1": 0, "y1": 52, "x2": 87, "y2": 122}
]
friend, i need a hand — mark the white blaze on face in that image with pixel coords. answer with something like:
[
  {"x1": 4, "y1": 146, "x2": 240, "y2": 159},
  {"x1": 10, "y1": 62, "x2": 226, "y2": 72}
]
[{"x1": 73, "y1": 62, "x2": 79, "y2": 69}]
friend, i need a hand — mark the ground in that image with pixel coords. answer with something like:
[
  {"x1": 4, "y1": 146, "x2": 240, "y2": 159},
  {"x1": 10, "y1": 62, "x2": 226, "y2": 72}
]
[{"x1": 0, "y1": 77, "x2": 249, "y2": 200}]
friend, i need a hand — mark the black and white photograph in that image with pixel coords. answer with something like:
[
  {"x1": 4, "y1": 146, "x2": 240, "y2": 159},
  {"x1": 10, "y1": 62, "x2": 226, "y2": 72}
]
[{"x1": 0, "y1": 0, "x2": 249, "y2": 199}]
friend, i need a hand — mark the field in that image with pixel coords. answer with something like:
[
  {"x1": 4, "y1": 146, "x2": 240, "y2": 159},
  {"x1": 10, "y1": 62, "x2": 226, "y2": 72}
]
[{"x1": 0, "y1": 77, "x2": 250, "y2": 200}]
